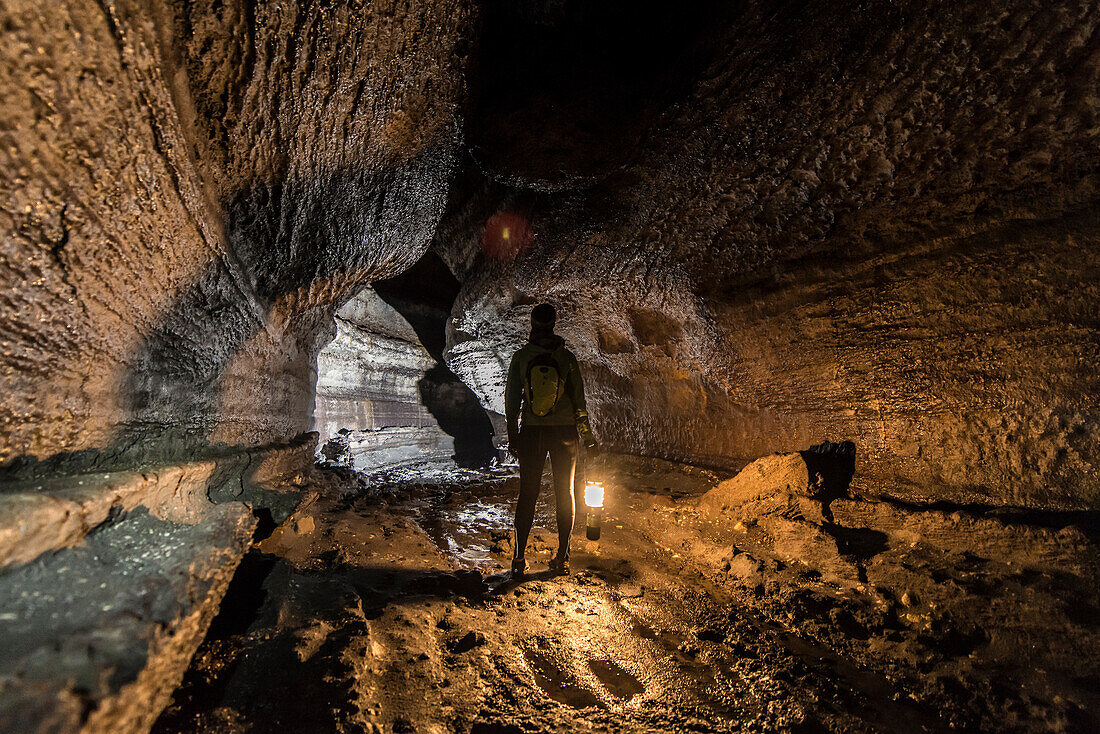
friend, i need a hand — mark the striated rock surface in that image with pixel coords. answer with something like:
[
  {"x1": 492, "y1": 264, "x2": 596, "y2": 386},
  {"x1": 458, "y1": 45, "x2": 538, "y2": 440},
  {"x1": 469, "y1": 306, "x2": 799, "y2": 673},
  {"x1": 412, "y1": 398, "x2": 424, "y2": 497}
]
[
  {"x1": 0, "y1": 505, "x2": 254, "y2": 734},
  {"x1": 314, "y1": 287, "x2": 455, "y2": 470},
  {"x1": 0, "y1": 440, "x2": 320, "y2": 733},
  {"x1": 0, "y1": 4, "x2": 474, "y2": 726},
  {"x1": 439, "y1": 0, "x2": 1100, "y2": 509}
]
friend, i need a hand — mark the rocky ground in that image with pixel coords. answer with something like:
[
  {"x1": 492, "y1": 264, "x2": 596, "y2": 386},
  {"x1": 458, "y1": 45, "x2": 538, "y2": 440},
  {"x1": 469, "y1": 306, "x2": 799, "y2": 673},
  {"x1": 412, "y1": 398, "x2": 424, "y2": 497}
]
[{"x1": 154, "y1": 455, "x2": 1100, "y2": 733}]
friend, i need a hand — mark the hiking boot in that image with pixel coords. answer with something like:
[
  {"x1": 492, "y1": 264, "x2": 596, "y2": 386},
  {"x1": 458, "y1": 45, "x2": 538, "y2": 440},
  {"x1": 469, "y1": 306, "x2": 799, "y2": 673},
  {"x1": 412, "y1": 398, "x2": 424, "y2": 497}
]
[
  {"x1": 548, "y1": 554, "x2": 569, "y2": 576},
  {"x1": 511, "y1": 557, "x2": 526, "y2": 578}
]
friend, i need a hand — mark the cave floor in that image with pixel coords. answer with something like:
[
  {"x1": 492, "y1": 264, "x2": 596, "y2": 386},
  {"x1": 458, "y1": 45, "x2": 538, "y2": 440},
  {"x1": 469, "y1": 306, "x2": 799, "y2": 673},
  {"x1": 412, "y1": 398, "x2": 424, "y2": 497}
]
[{"x1": 154, "y1": 457, "x2": 1099, "y2": 734}]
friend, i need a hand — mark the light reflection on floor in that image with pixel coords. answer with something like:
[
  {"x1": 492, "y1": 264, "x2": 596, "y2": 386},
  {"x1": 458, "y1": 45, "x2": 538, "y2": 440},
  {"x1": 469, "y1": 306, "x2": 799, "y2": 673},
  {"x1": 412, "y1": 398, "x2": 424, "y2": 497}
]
[{"x1": 379, "y1": 465, "x2": 568, "y2": 570}]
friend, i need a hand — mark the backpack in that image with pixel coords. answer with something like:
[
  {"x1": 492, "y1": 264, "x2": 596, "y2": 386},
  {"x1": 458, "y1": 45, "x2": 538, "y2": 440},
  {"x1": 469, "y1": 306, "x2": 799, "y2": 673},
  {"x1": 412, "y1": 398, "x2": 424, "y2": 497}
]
[{"x1": 525, "y1": 350, "x2": 566, "y2": 417}]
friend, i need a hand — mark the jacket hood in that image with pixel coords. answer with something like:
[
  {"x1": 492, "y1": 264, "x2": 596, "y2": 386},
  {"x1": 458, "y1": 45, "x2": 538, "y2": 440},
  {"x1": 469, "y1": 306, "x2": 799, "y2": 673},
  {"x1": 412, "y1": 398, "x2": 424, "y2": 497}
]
[{"x1": 528, "y1": 330, "x2": 564, "y2": 351}]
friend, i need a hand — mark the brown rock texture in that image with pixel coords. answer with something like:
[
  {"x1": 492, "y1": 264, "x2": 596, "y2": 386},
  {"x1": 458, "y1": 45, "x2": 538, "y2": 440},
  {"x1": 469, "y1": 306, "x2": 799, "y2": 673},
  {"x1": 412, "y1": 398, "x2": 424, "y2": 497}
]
[
  {"x1": 0, "y1": 0, "x2": 472, "y2": 471},
  {"x1": 439, "y1": 0, "x2": 1100, "y2": 509},
  {"x1": 0, "y1": 504, "x2": 255, "y2": 734},
  {"x1": 3, "y1": 1, "x2": 1094, "y2": 731},
  {"x1": 0, "y1": 463, "x2": 261, "y2": 734},
  {"x1": 700, "y1": 454, "x2": 825, "y2": 523},
  {"x1": 0, "y1": 6, "x2": 472, "y2": 725}
]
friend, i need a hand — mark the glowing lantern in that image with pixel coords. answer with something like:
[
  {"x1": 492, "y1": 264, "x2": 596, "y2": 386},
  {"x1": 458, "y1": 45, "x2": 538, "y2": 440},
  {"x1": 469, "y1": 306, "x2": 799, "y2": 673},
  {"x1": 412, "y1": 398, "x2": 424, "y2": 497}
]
[
  {"x1": 584, "y1": 481, "x2": 604, "y2": 540},
  {"x1": 584, "y1": 481, "x2": 604, "y2": 508}
]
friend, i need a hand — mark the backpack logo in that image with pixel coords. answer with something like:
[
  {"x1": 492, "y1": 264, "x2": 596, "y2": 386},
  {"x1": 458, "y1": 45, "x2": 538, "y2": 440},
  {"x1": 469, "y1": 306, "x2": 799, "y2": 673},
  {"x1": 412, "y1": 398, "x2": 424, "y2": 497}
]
[{"x1": 526, "y1": 352, "x2": 565, "y2": 417}]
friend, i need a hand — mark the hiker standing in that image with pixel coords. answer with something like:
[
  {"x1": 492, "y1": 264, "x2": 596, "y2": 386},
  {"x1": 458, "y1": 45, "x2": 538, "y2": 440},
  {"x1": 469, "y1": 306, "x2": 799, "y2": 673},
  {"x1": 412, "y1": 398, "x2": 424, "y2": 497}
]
[{"x1": 505, "y1": 304, "x2": 597, "y2": 577}]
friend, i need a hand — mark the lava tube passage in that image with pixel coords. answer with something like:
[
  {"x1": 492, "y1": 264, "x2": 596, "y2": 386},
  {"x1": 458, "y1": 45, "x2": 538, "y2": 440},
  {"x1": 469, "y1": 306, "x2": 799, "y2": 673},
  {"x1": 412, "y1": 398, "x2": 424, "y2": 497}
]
[{"x1": 1, "y1": 1, "x2": 1097, "y2": 732}]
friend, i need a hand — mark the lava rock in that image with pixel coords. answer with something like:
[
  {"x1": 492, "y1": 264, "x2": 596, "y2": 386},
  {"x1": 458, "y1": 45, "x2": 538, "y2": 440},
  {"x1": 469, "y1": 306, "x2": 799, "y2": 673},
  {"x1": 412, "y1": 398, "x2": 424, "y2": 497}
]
[
  {"x1": 438, "y1": 0, "x2": 1099, "y2": 510},
  {"x1": 699, "y1": 451, "x2": 842, "y2": 520},
  {"x1": 448, "y1": 631, "x2": 487, "y2": 654},
  {"x1": 726, "y1": 554, "x2": 765, "y2": 586},
  {"x1": 0, "y1": 0, "x2": 472, "y2": 469}
]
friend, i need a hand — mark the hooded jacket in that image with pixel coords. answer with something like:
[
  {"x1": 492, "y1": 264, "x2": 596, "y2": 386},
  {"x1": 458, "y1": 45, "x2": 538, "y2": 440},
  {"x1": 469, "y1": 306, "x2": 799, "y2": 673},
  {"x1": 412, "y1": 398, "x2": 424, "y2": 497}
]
[{"x1": 505, "y1": 330, "x2": 594, "y2": 442}]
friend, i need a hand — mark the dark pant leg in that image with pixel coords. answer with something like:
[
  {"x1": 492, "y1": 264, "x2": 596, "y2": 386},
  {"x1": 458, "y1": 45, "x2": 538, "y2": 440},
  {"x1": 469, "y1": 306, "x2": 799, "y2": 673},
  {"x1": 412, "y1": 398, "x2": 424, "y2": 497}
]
[
  {"x1": 514, "y1": 426, "x2": 547, "y2": 560},
  {"x1": 547, "y1": 425, "x2": 579, "y2": 558},
  {"x1": 573, "y1": 446, "x2": 586, "y2": 532}
]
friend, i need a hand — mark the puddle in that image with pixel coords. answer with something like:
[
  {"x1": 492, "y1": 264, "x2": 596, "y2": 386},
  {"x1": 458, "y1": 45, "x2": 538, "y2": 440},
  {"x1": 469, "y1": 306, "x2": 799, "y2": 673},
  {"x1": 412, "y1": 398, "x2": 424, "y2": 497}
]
[
  {"x1": 417, "y1": 499, "x2": 513, "y2": 566},
  {"x1": 524, "y1": 649, "x2": 603, "y2": 709},
  {"x1": 588, "y1": 659, "x2": 645, "y2": 700},
  {"x1": 412, "y1": 483, "x2": 556, "y2": 568}
]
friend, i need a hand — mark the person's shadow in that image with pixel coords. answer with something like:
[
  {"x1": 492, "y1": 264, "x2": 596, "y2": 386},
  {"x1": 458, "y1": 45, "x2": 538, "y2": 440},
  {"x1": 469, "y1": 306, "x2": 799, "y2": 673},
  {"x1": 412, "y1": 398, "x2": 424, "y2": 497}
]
[{"x1": 485, "y1": 569, "x2": 561, "y2": 595}]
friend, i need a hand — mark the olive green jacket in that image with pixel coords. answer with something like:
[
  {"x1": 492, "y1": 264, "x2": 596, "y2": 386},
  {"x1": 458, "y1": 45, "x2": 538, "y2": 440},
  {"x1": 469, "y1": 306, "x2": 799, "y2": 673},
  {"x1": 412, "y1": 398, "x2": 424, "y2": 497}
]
[{"x1": 505, "y1": 333, "x2": 594, "y2": 443}]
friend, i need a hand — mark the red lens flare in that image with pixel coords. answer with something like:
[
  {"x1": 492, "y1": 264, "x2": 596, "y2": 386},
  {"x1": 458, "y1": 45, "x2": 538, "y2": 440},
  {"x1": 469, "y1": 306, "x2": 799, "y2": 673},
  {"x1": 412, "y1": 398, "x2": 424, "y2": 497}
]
[{"x1": 482, "y1": 211, "x2": 532, "y2": 260}]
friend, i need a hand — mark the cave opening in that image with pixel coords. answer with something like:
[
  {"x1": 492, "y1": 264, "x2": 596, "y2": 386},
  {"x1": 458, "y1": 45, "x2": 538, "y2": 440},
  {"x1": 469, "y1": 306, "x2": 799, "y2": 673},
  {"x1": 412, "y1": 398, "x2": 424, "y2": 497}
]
[{"x1": 314, "y1": 252, "x2": 498, "y2": 473}]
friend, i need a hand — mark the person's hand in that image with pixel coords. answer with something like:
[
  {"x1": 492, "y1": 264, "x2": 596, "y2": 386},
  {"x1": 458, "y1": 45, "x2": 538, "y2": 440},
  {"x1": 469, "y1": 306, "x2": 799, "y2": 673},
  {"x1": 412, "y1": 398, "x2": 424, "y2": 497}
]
[{"x1": 507, "y1": 430, "x2": 520, "y2": 458}]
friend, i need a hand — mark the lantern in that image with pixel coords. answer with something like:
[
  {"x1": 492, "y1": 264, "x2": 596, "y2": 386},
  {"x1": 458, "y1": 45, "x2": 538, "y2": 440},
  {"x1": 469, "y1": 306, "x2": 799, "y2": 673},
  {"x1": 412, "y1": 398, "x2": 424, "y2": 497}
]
[{"x1": 584, "y1": 481, "x2": 604, "y2": 541}]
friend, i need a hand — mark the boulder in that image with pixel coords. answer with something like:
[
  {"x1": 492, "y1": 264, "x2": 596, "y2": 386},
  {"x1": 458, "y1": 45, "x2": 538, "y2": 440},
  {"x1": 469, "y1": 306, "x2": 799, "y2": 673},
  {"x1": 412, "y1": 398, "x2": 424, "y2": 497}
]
[
  {"x1": 0, "y1": 506, "x2": 254, "y2": 734},
  {"x1": 699, "y1": 441, "x2": 855, "y2": 523},
  {"x1": 699, "y1": 442, "x2": 862, "y2": 585}
]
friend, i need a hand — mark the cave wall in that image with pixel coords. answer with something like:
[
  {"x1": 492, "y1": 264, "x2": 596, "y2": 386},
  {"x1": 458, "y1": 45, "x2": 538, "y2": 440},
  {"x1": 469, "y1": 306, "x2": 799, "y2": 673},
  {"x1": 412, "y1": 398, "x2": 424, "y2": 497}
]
[
  {"x1": 0, "y1": 4, "x2": 473, "y2": 727},
  {"x1": 0, "y1": 0, "x2": 472, "y2": 473},
  {"x1": 372, "y1": 252, "x2": 499, "y2": 467},
  {"x1": 1, "y1": 0, "x2": 1096, "y2": 502},
  {"x1": 439, "y1": 0, "x2": 1100, "y2": 509},
  {"x1": 314, "y1": 286, "x2": 456, "y2": 470}
]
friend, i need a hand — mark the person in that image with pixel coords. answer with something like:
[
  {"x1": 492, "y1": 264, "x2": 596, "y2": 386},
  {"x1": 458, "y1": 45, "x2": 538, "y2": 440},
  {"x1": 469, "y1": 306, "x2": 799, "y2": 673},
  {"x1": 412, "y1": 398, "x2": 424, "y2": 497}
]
[{"x1": 505, "y1": 303, "x2": 597, "y2": 577}]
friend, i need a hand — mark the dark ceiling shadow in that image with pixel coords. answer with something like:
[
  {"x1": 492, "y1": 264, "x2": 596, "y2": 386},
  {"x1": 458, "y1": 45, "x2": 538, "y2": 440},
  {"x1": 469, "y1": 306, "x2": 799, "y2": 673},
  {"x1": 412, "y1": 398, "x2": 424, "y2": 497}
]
[{"x1": 466, "y1": 0, "x2": 742, "y2": 186}]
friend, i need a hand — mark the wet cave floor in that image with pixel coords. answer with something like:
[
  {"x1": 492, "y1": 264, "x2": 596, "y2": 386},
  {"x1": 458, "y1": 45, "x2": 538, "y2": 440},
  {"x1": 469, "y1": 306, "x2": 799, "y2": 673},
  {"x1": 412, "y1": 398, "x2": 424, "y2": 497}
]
[{"x1": 153, "y1": 456, "x2": 1100, "y2": 734}]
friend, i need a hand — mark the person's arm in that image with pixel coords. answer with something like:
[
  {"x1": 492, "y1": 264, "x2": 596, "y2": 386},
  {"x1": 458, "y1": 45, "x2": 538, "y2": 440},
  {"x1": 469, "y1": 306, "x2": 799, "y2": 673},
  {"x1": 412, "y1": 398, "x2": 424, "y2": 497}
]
[
  {"x1": 504, "y1": 352, "x2": 523, "y2": 452},
  {"x1": 566, "y1": 352, "x2": 597, "y2": 449}
]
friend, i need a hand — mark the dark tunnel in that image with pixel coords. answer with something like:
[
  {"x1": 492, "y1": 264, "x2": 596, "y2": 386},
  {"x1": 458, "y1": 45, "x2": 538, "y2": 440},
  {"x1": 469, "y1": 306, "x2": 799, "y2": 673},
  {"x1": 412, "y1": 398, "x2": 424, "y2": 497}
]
[
  {"x1": 467, "y1": 0, "x2": 740, "y2": 184},
  {"x1": 373, "y1": 252, "x2": 499, "y2": 469}
]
